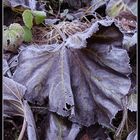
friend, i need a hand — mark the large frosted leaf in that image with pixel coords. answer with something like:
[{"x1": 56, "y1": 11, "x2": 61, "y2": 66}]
[{"x1": 13, "y1": 20, "x2": 131, "y2": 128}]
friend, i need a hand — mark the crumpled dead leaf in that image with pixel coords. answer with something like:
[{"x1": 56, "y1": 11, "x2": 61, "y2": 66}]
[{"x1": 13, "y1": 19, "x2": 131, "y2": 129}]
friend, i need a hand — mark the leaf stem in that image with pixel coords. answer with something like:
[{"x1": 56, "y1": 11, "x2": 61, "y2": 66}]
[{"x1": 18, "y1": 117, "x2": 27, "y2": 140}]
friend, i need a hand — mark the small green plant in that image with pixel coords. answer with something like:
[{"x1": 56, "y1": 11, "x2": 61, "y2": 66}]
[
  {"x1": 22, "y1": 9, "x2": 46, "y2": 42},
  {"x1": 23, "y1": 26, "x2": 32, "y2": 42},
  {"x1": 3, "y1": 10, "x2": 46, "y2": 52}
]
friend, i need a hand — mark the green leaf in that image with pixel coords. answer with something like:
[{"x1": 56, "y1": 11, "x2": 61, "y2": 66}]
[
  {"x1": 22, "y1": 10, "x2": 33, "y2": 29},
  {"x1": 23, "y1": 26, "x2": 32, "y2": 42},
  {"x1": 31, "y1": 10, "x2": 46, "y2": 25}
]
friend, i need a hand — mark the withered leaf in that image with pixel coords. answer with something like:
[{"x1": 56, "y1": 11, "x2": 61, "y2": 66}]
[
  {"x1": 3, "y1": 76, "x2": 26, "y2": 117},
  {"x1": 13, "y1": 20, "x2": 131, "y2": 128},
  {"x1": 3, "y1": 77, "x2": 37, "y2": 140}
]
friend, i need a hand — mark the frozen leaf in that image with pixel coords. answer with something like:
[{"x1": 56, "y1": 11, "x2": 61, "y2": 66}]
[
  {"x1": 3, "y1": 77, "x2": 37, "y2": 140},
  {"x1": 126, "y1": 129, "x2": 137, "y2": 140},
  {"x1": 3, "y1": 23, "x2": 24, "y2": 52},
  {"x1": 22, "y1": 10, "x2": 33, "y2": 29},
  {"x1": 13, "y1": 20, "x2": 131, "y2": 128},
  {"x1": 23, "y1": 26, "x2": 32, "y2": 42},
  {"x1": 127, "y1": 93, "x2": 137, "y2": 112},
  {"x1": 3, "y1": 77, "x2": 26, "y2": 117},
  {"x1": 31, "y1": 10, "x2": 46, "y2": 25}
]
